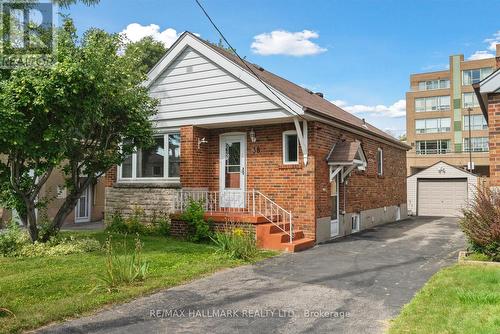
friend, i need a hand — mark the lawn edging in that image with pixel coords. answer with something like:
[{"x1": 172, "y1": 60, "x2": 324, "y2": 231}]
[{"x1": 457, "y1": 251, "x2": 500, "y2": 267}]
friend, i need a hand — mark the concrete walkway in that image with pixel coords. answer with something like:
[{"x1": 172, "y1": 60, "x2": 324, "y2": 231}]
[{"x1": 38, "y1": 217, "x2": 465, "y2": 334}]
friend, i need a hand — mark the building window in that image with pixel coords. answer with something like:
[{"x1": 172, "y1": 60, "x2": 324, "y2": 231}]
[
  {"x1": 415, "y1": 96, "x2": 450, "y2": 112},
  {"x1": 415, "y1": 117, "x2": 451, "y2": 134},
  {"x1": 416, "y1": 140, "x2": 451, "y2": 155},
  {"x1": 377, "y1": 148, "x2": 383, "y2": 176},
  {"x1": 463, "y1": 115, "x2": 488, "y2": 131},
  {"x1": 283, "y1": 130, "x2": 299, "y2": 164},
  {"x1": 351, "y1": 214, "x2": 360, "y2": 232},
  {"x1": 120, "y1": 133, "x2": 180, "y2": 181},
  {"x1": 417, "y1": 79, "x2": 450, "y2": 91},
  {"x1": 462, "y1": 92, "x2": 480, "y2": 108},
  {"x1": 462, "y1": 67, "x2": 493, "y2": 85},
  {"x1": 463, "y1": 137, "x2": 489, "y2": 152}
]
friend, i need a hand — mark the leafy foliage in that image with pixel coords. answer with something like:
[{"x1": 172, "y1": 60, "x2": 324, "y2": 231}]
[
  {"x1": 459, "y1": 187, "x2": 500, "y2": 261},
  {"x1": 0, "y1": 19, "x2": 158, "y2": 241},
  {"x1": 181, "y1": 199, "x2": 212, "y2": 242},
  {"x1": 105, "y1": 208, "x2": 170, "y2": 236},
  {"x1": 0, "y1": 222, "x2": 100, "y2": 257},
  {"x1": 123, "y1": 36, "x2": 167, "y2": 73},
  {"x1": 211, "y1": 227, "x2": 258, "y2": 261},
  {"x1": 95, "y1": 234, "x2": 149, "y2": 292}
]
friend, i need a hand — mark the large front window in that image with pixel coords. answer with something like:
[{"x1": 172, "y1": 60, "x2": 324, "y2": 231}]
[
  {"x1": 463, "y1": 115, "x2": 487, "y2": 131},
  {"x1": 462, "y1": 67, "x2": 493, "y2": 85},
  {"x1": 463, "y1": 137, "x2": 489, "y2": 152},
  {"x1": 416, "y1": 140, "x2": 451, "y2": 155},
  {"x1": 415, "y1": 96, "x2": 450, "y2": 112},
  {"x1": 415, "y1": 117, "x2": 451, "y2": 134},
  {"x1": 119, "y1": 133, "x2": 180, "y2": 181}
]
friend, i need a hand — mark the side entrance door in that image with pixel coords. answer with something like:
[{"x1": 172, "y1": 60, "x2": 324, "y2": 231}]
[
  {"x1": 219, "y1": 133, "x2": 246, "y2": 209},
  {"x1": 330, "y1": 173, "x2": 339, "y2": 237},
  {"x1": 75, "y1": 185, "x2": 91, "y2": 223}
]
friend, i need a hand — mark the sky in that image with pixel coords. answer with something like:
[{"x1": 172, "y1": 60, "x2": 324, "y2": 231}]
[{"x1": 65, "y1": 0, "x2": 500, "y2": 138}]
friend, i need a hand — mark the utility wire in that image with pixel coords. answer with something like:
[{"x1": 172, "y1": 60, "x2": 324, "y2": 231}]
[{"x1": 194, "y1": 0, "x2": 306, "y2": 121}]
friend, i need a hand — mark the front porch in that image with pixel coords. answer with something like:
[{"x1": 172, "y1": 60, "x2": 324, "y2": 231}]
[{"x1": 171, "y1": 189, "x2": 315, "y2": 252}]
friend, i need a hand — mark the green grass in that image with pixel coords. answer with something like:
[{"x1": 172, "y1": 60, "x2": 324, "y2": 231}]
[
  {"x1": 0, "y1": 231, "x2": 276, "y2": 334},
  {"x1": 389, "y1": 264, "x2": 500, "y2": 334}
]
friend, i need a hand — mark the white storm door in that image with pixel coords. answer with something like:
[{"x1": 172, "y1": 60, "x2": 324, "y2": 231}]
[
  {"x1": 219, "y1": 134, "x2": 246, "y2": 209},
  {"x1": 330, "y1": 173, "x2": 339, "y2": 237},
  {"x1": 75, "y1": 185, "x2": 91, "y2": 223}
]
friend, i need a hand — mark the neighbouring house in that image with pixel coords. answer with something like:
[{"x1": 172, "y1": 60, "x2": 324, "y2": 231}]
[
  {"x1": 474, "y1": 66, "x2": 500, "y2": 189},
  {"x1": 104, "y1": 32, "x2": 409, "y2": 251},
  {"x1": 407, "y1": 161, "x2": 477, "y2": 217},
  {"x1": 1, "y1": 168, "x2": 105, "y2": 226}
]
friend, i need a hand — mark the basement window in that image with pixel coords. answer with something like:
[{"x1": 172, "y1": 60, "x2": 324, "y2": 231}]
[
  {"x1": 351, "y1": 214, "x2": 360, "y2": 233},
  {"x1": 283, "y1": 130, "x2": 299, "y2": 164}
]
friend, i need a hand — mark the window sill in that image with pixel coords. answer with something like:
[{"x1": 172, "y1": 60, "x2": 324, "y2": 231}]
[{"x1": 114, "y1": 181, "x2": 181, "y2": 189}]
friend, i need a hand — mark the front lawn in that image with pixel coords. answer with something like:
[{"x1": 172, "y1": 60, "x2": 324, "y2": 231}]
[
  {"x1": 0, "y1": 231, "x2": 276, "y2": 334},
  {"x1": 389, "y1": 264, "x2": 500, "y2": 334}
]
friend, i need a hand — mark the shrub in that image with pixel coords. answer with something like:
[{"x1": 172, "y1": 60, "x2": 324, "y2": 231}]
[
  {"x1": 460, "y1": 187, "x2": 500, "y2": 261},
  {"x1": 182, "y1": 199, "x2": 212, "y2": 242},
  {"x1": 149, "y1": 211, "x2": 171, "y2": 236},
  {"x1": 211, "y1": 227, "x2": 258, "y2": 261},
  {"x1": 95, "y1": 234, "x2": 149, "y2": 292},
  {"x1": 105, "y1": 208, "x2": 171, "y2": 237},
  {"x1": 105, "y1": 211, "x2": 128, "y2": 234},
  {"x1": 0, "y1": 222, "x2": 30, "y2": 256}
]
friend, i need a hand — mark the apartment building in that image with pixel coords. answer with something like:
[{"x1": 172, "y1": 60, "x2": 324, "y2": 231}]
[{"x1": 406, "y1": 45, "x2": 500, "y2": 176}]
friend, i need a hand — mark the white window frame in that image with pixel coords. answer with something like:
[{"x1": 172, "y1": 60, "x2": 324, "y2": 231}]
[
  {"x1": 462, "y1": 67, "x2": 494, "y2": 86},
  {"x1": 377, "y1": 148, "x2": 383, "y2": 176},
  {"x1": 415, "y1": 117, "x2": 451, "y2": 134},
  {"x1": 282, "y1": 130, "x2": 299, "y2": 165},
  {"x1": 463, "y1": 137, "x2": 489, "y2": 152},
  {"x1": 117, "y1": 132, "x2": 181, "y2": 183},
  {"x1": 351, "y1": 214, "x2": 360, "y2": 233},
  {"x1": 415, "y1": 96, "x2": 450, "y2": 112},
  {"x1": 417, "y1": 79, "x2": 450, "y2": 91},
  {"x1": 462, "y1": 92, "x2": 479, "y2": 108},
  {"x1": 463, "y1": 114, "x2": 487, "y2": 131}
]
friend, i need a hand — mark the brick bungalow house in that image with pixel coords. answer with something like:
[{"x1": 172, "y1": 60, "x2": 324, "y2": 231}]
[
  {"x1": 104, "y1": 32, "x2": 409, "y2": 251},
  {"x1": 475, "y1": 66, "x2": 500, "y2": 188}
]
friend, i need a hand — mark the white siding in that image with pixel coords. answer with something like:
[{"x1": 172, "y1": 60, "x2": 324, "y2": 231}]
[
  {"x1": 148, "y1": 47, "x2": 285, "y2": 128},
  {"x1": 407, "y1": 162, "x2": 477, "y2": 216}
]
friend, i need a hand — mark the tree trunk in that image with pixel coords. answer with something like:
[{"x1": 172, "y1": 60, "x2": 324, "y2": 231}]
[{"x1": 25, "y1": 202, "x2": 38, "y2": 242}]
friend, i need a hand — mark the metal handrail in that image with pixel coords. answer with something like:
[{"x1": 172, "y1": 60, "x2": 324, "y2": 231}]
[{"x1": 173, "y1": 189, "x2": 294, "y2": 243}]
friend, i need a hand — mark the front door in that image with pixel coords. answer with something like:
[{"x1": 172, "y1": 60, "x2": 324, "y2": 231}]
[
  {"x1": 330, "y1": 174, "x2": 339, "y2": 237},
  {"x1": 75, "y1": 186, "x2": 91, "y2": 223},
  {"x1": 220, "y1": 133, "x2": 246, "y2": 209}
]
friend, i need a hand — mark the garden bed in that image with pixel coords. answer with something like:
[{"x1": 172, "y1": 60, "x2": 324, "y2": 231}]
[{"x1": 458, "y1": 251, "x2": 500, "y2": 267}]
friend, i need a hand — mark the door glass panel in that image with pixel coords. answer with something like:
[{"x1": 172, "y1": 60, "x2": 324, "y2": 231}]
[
  {"x1": 330, "y1": 177, "x2": 338, "y2": 221},
  {"x1": 225, "y1": 141, "x2": 241, "y2": 189}
]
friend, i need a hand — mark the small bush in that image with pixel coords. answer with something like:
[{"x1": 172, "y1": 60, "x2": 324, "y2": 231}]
[
  {"x1": 182, "y1": 199, "x2": 211, "y2": 242},
  {"x1": 14, "y1": 236, "x2": 101, "y2": 257},
  {"x1": 95, "y1": 234, "x2": 149, "y2": 292},
  {"x1": 105, "y1": 208, "x2": 171, "y2": 237},
  {"x1": 0, "y1": 222, "x2": 30, "y2": 256},
  {"x1": 459, "y1": 187, "x2": 500, "y2": 261},
  {"x1": 211, "y1": 227, "x2": 258, "y2": 261}
]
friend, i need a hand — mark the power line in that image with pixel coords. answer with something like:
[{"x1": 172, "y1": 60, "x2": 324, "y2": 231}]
[{"x1": 194, "y1": 0, "x2": 306, "y2": 121}]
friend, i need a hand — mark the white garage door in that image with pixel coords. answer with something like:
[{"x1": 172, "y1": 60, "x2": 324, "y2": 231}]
[{"x1": 417, "y1": 179, "x2": 468, "y2": 217}]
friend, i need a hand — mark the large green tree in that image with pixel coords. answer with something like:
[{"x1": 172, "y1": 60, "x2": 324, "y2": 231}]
[
  {"x1": 0, "y1": 19, "x2": 157, "y2": 241},
  {"x1": 124, "y1": 36, "x2": 168, "y2": 73}
]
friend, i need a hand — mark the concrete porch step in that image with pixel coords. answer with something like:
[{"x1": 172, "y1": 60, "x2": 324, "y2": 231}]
[{"x1": 256, "y1": 223, "x2": 314, "y2": 253}]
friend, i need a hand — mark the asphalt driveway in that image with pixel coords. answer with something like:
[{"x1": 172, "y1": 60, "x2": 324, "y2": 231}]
[{"x1": 38, "y1": 216, "x2": 465, "y2": 334}]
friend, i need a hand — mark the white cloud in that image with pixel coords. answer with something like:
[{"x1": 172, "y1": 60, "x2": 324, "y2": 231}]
[
  {"x1": 251, "y1": 30, "x2": 327, "y2": 56},
  {"x1": 331, "y1": 99, "x2": 406, "y2": 118},
  {"x1": 468, "y1": 30, "x2": 499, "y2": 60},
  {"x1": 468, "y1": 50, "x2": 495, "y2": 60},
  {"x1": 119, "y1": 23, "x2": 181, "y2": 47}
]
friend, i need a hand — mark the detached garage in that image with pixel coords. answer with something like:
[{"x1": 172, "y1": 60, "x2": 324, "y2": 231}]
[{"x1": 407, "y1": 161, "x2": 477, "y2": 217}]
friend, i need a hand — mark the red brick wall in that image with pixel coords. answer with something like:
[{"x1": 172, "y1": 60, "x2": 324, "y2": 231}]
[
  {"x1": 489, "y1": 93, "x2": 500, "y2": 187},
  {"x1": 311, "y1": 122, "x2": 407, "y2": 218},
  {"x1": 170, "y1": 218, "x2": 256, "y2": 238},
  {"x1": 104, "y1": 166, "x2": 117, "y2": 187},
  {"x1": 178, "y1": 122, "x2": 407, "y2": 240}
]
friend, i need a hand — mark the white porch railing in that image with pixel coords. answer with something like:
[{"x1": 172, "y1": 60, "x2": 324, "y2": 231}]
[{"x1": 173, "y1": 189, "x2": 293, "y2": 243}]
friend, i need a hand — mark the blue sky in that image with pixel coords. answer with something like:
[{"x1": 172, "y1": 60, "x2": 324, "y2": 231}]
[{"x1": 66, "y1": 0, "x2": 500, "y2": 137}]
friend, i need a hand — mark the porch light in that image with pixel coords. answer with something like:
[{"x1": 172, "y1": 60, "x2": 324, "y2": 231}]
[{"x1": 249, "y1": 128, "x2": 257, "y2": 143}]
